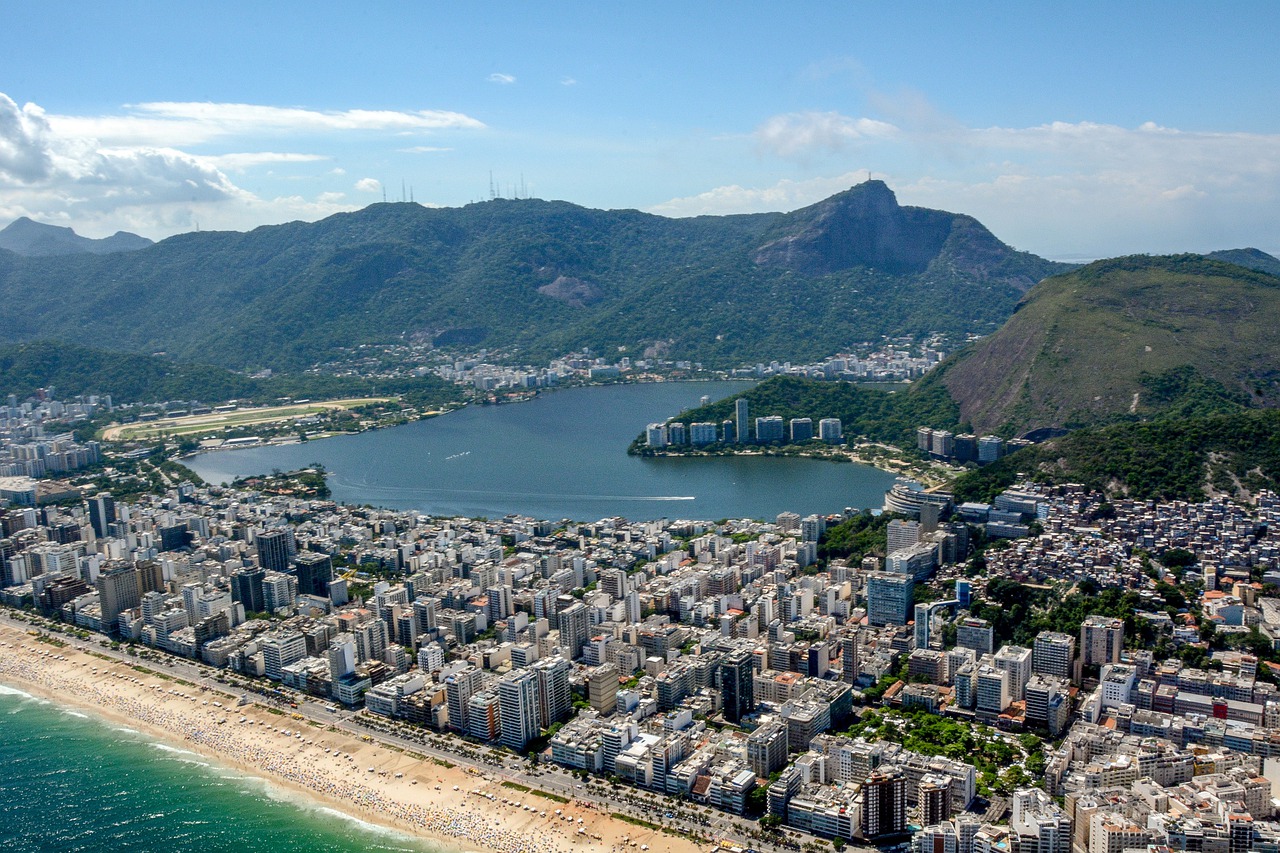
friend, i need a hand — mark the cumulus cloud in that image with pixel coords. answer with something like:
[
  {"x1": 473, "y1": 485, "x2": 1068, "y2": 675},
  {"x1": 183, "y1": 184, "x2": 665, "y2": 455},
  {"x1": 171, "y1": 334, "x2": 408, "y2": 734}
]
[
  {"x1": 0, "y1": 96, "x2": 55, "y2": 182},
  {"x1": 754, "y1": 111, "x2": 897, "y2": 159},
  {"x1": 354, "y1": 177, "x2": 382, "y2": 193},
  {"x1": 488, "y1": 73, "x2": 516, "y2": 85},
  {"x1": 650, "y1": 172, "x2": 874, "y2": 218},
  {"x1": 661, "y1": 112, "x2": 1280, "y2": 257},
  {"x1": 0, "y1": 92, "x2": 484, "y2": 238}
]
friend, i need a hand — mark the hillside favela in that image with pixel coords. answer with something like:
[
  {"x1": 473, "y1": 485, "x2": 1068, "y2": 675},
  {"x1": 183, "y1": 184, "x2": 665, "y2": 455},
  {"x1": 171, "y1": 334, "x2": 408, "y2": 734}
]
[{"x1": 4, "y1": 6, "x2": 1280, "y2": 853}]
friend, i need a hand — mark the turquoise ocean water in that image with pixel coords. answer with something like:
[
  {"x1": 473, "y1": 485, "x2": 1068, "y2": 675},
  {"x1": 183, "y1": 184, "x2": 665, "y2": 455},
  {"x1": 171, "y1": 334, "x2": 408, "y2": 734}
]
[{"x1": 0, "y1": 685, "x2": 438, "y2": 852}]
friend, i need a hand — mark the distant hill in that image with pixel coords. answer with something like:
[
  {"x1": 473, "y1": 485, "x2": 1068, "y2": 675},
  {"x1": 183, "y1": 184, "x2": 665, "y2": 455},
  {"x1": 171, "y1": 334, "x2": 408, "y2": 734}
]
[
  {"x1": 1205, "y1": 248, "x2": 1280, "y2": 277},
  {"x1": 0, "y1": 217, "x2": 152, "y2": 256},
  {"x1": 0, "y1": 340, "x2": 455, "y2": 408},
  {"x1": 934, "y1": 254, "x2": 1280, "y2": 436},
  {"x1": 0, "y1": 182, "x2": 1069, "y2": 370}
]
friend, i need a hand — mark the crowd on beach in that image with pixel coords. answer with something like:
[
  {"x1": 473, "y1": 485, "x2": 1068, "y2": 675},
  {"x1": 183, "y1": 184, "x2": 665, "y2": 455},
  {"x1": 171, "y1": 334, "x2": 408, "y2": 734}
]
[{"x1": 0, "y1": 638, "x2": 665, "y2": 853}]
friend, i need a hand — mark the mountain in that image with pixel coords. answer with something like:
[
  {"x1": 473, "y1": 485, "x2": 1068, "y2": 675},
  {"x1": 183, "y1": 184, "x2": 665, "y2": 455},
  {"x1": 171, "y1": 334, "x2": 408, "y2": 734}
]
[
  {"x1": 0, "y1": 217, "x2": 153, "y2": 256},
  {"x1": 0, "y1": 340, "x2": 455, "y2": 407},
  {"x1": 0, "y1": 182, "x2": 1068, "y2": 370},
  {"x1": 933, "y1": 254, "x2": 1280, "y2": 436},
  {"x1": 1206, "y1": 248, "x2": 1280, "y2": 277}
]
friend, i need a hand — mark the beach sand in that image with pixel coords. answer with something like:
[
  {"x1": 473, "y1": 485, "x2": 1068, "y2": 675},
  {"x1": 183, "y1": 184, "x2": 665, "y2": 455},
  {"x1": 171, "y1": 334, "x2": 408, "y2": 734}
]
[{"x1": 0, "y1": 622, "x2": 705, "y2": 853}]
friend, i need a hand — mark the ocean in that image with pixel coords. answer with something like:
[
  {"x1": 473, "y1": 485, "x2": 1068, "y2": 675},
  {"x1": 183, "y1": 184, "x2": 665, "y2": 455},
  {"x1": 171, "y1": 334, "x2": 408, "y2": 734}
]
[{"x1": 0, "y1": 685, "x2": 438, "y2": 852}]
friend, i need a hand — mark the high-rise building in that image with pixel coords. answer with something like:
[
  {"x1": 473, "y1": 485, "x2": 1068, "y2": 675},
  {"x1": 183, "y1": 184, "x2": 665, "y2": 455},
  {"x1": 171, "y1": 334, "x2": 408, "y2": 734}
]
[
  {"x1": 88, "y1": 493, "x2": 115, "y2": 538},
  {"x1": 956, "y1": 618, "x2": 995, "y2": 656},
  {"x1": 533, "y1": 656, "x2": 572, "y2": 727},
  {"x1": 861, "y1": 769, "x2": 907, "y2": 839},
  {"x1": 327, "y1": 634, "x2": 357, "y2": 678},
  {"x1": 755, "y1": 416, "x2": 785, "y2": 443},
  {"x1": 557, "y1": 601, "x2": 589, "y2": 660},
  {"x1": 819, "y1": 418, "x2": 843, "y2": 443},
  {"x1": 866, "y1": 572, "x2": 913, "y2": 627},
  {"x1": 445, "y1": 666, "x2": 484, "y2": 734},
  {"x1": 261, "y1": 631, "x2": 307, "y2": 680},
  {"x1": 645, "y1": 423, "x2": 669, "y2": 448},
  {"x1": 920, "y1": 775, "x2": 953, "y2": 827},
  {"x1": 262, "y1": 571, "x2": 297, "y2": 613},
  {"x1": 468, "y1": 691, "x2": 502, "y2": 742},
  {"x1": 1012, "y1": 789, "x2": 1072, "y2": 853},
  {"x1": 993, "y1": 645, "x2": 1033, "y2": 701},
  {"x1": 887, "y1": 519, "x2": 921, "y2": 555},
  {"x1": 292, "y1": 551, "x2": 333, "y2": 597},
  {"x1": 689, "y1": 422, "x2": 719, "y2": 445},
  {"x1": 231, "y1": 567, "x2": 266, "y2": 614},
  {"x1": 975, "y1": 662, "x2": 1011, "y2": 716},
  {"x1": 735, "y1": 398, "x2": 750, "y2": 443},
  {"x1": 1033, "y1": 631, "x2": 1076, "y2": 681},
  {"x1": 747, "y1": 719, "x2": 789, "y2": 778},
  {"x1": 978, "y1": 436, "x2": 1005, "y2": 464},
  {"x1": 588, "y1": 663, "x2": 619, "y2": 714},
  {"x1": 840, "y1": 632, "x2": 862, "y2": 684},
  {"x1": 497, "y1": 669, "x2": 541, "y2": 751},
  {"x1": 1081, "y1": 616, "x2": 1124, "y2": 667},
  {"x1": 719, "y1": 648, "x2": 756, "y2": 724},
  {"x1": 914, "y1": 602, "x2": 932, "y2": 650},
  {"x1": 354, "y1": 618, "x2": 389, "y2": 663},
  {"x1": 789, "y1": 418, "x2": 814, "y2": 442},
  {"x1": 255, "y1": 528, "x2": 294, "y2": 574},
  {"x1": 97, "y1": 565, "x2": 141, "y2": 630}
]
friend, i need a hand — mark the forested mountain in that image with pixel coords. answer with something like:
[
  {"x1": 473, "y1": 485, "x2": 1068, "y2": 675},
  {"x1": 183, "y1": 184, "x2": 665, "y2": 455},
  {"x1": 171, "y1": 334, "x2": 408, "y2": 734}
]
[
  {"x1": 0, "y1": 182, "x2": 1067, "y2": 370},
  {"x1": 933, "y1": 254, "x2": 1280, "y2": 437},
  {"x1": 0, "y1": 341, "x2": 455, "y2": 407},
  {"x1": 0, "y1": 217, "x2": 152, "y2": 256}
]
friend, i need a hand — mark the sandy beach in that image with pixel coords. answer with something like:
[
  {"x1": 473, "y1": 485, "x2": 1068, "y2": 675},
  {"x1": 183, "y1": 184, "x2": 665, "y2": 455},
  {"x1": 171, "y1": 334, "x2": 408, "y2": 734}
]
[{"x1": 0, "y1": 622, "x2": 704, "y2": 853}]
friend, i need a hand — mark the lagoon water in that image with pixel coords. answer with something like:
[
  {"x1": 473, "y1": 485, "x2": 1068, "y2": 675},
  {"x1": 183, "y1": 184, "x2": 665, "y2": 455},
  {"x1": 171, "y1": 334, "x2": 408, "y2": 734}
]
[
  {"x1": 0, "y1": 686, "x2": 434, "y2": 853},
  {"x1": 187, "y1": 382, "x2": 898, "y2": 521}
]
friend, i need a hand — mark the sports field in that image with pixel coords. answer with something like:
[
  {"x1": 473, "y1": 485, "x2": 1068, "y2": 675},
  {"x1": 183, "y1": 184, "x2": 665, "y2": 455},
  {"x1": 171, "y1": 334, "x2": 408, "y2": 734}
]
[{"x1": 101, "y1": 398, "x2": 393, "y2": 441}]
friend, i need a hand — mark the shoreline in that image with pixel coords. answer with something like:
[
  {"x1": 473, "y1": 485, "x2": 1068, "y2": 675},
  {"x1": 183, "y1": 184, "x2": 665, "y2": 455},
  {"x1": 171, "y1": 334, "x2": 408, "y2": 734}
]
[{"x1": 0, "y1": 622, "x2": 702, "y2": 853}]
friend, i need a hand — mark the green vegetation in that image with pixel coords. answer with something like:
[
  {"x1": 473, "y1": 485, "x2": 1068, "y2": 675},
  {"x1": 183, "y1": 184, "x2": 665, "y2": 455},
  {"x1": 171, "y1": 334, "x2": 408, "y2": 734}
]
[
  {"x1": 847, "y1": 708, "x2": 1046, "y2": 795},
  {"x1": 951, "y1": 408, "x2": 1280, "y2": 503},
  {"x1": 938, "y1": 254, "x2": 1280, "y2": 436},
  {"x1": 0, "y1": 340, "x2": 459, "y2": 409},
  {"x1": 0, "y1": 183, "x2": 1065, "y2": 371},
  {"x1": 818, "y1": 511, "x2": 892, "y2": 565}
]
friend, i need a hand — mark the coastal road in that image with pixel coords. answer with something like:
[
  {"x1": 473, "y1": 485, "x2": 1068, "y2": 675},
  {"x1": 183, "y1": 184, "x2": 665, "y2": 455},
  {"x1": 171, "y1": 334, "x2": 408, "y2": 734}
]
[{"x1": 2, "y1": 612, "x2": 859, "y2": 853}]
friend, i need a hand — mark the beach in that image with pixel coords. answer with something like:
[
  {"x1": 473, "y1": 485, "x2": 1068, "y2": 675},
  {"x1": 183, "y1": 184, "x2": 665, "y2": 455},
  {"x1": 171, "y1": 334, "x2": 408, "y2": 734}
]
[{"x1": 0, "y1": 621, "x2": 704, "y2": 853}]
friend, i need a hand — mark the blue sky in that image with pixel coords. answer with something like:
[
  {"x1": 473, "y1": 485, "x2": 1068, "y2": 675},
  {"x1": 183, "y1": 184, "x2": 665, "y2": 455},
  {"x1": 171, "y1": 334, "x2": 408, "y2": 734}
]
[{"x1": 2, "y1": 1, "x2": 1278, "y2": 258}]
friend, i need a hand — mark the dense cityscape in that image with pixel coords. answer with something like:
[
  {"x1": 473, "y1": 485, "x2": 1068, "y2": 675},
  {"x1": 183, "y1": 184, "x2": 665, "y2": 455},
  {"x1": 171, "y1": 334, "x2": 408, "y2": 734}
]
[{"x1": 4, "y1": 380, "x2": 1280, "y2": 853}]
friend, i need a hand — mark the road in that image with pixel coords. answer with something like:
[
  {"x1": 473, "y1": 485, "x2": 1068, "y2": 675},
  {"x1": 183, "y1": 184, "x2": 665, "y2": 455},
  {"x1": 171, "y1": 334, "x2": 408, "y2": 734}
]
[{"x1": 1, "y1": 611, "x2": 865, "y2": 853}]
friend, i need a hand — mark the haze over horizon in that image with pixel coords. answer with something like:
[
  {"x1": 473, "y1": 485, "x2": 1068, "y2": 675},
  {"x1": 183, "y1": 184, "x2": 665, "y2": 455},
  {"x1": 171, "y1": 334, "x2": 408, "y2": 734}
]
[{"x1": 2, "y1": 1, "x2": 1277, "y2": 260}]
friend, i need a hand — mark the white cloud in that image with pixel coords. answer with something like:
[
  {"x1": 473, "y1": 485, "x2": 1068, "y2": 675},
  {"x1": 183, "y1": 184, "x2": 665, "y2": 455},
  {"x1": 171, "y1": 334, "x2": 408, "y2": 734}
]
[
  {"x1": 649, "y1": 172, "x2": 874, "y2": 218},
  {"x1": 47, "y1": 101, "x2": 485, "y2": 147},
  {"x1": 398, "y1": 146, "x2": 452, "y2": 154},
  {"x1": 488, "y1": 73, "x2": 516, "y2": 85},
  {"x1": 199, "y1": 152, "x2": 328, "y2": 172},
  {"x1": 754, "y1": 111, "x2": 897, "y2": 159},
  {"x1": 354, "y1": 177, "x2": 382, "y2": 193},
  {"x1": 0, "y1": 96, "x2": 55, "y2": 182},
  {"x1": 663, "y1": 109, "x2": 1280, "y2": 257},
  {"x1": 560, "y1": 76, "x2": 577, "y2": 86}
]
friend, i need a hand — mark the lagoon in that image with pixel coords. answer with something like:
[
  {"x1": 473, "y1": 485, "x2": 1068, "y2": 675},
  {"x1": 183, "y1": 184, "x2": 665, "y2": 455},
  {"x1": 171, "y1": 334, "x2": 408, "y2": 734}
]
[{"x1": 186, "y1": 381, "x2": 897, "y2": 522}]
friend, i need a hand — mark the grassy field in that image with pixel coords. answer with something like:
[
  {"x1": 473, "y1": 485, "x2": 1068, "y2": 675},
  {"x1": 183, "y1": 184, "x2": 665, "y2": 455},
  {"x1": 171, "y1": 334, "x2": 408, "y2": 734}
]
[{"x1": 101, "y1": 398, "x2": 394, "y2": 441}]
